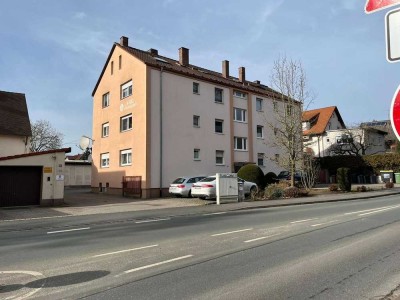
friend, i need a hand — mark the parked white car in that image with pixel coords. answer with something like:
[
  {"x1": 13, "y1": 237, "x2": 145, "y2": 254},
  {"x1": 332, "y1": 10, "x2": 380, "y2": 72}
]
[
  {"x1": 169, "y1": 176, "x2": 206, "y2": 197},
  {"x1": 191, "y1": 176, "x2": 258, "y2": 200}
]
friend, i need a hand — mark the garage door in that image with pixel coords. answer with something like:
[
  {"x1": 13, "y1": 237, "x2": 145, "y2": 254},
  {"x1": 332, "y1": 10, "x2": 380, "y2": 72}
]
[{"x1": 0, "y1": 166, "x2": 42, "y2": 207}]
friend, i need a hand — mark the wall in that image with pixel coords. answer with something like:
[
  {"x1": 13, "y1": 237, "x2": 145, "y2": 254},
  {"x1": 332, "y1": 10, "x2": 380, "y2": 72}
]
[{"x1": 0, "y1": 135, "x2": 30, "y2": 157}]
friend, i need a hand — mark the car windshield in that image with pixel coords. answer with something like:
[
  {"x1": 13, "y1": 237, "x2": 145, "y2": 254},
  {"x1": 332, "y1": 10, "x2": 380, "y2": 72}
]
[
  {"x1": 172, "y1": 178, "x2": 186, "y2": 184},
  {"x1": 199, "y1": 177, "x2": 216, "y2": 182}
]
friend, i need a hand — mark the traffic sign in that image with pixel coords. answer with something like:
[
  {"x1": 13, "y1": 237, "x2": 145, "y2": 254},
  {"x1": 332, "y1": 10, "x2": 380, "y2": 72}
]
[
  {"x1": 365, "y1": 0, "x2": 400, "y2": 14},
  {"x1": 386, "y1": 8, "x2": 400, "y2": 62},
  {"x1": 390, "y1": 85, "x2": 400, "y2": 141}
]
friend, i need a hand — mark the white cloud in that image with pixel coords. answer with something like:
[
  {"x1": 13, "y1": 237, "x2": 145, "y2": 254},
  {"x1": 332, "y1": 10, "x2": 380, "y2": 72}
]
[{"x1": 73, "y1": 12, "x2": 87, "y2": 19}]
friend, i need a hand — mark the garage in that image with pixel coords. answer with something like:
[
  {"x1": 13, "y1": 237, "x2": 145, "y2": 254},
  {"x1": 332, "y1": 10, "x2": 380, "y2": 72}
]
[{"x1": 0, "y1": 166, "x2": 42, "y2": 207}]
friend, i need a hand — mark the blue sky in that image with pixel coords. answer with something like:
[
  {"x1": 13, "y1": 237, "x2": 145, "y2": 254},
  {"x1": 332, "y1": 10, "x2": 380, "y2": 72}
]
[{"x1": 0, "y1": 0, "x2": 397, "y2": 154}]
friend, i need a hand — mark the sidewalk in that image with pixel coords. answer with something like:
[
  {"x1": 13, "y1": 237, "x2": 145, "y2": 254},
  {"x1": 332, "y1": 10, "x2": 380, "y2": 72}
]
[{"x1": 1, "y1": 186, "x2": 400, "y2": 222}]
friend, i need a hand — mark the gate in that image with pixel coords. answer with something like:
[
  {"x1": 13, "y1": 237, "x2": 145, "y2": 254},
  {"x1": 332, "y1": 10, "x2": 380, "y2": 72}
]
[{"x1": 122, "y1": 176, "x2": 142, "y2": 197}]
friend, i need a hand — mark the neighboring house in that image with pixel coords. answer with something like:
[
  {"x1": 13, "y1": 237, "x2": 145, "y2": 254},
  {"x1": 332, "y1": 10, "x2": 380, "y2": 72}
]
[
  {"x1": 302, "y1": 106, "x2": 346, "y2": 157},
  {"x1": 303, "y1": 106, "x2": 387, "y2": 157},
  {"x1": 360, "y1": 120, "x2": 396, "y2": 152},
  {"x1": 0, "y1": 90, "x2": 32, "y2": 157},
  {"x1": 91, "y1": 36, "x2": 292, "y2": 198}
]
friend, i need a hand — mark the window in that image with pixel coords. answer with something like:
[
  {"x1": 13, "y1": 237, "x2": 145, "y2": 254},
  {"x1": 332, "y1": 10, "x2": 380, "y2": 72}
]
[
  {"x1": 274, "y1": 127, "x2": 278, "y2": 136},
  {"x1": 111, "y1": 61, "x2": 114, "y2": 75},
  {"x1": 216, "y1": 150, "x2": 224, "y2": 165},
  {"x1": 100, "y1": 153, "x2": 109, "y2": 168},
  {"x1": 193, "y1": 115, "x2": 200, "y2": 127},
  {"x1": 233, "y1": 90, "x2": 246, "y2": 98},
  {"x1": 258, "y1": 153, "x2": 264, "y2": 166},
  {"x1": 193, "y1": 82, "x2": 199, "y2": 94},
  {"x1": 120, "y1": 149, "x2": 132, "y2": 166},
  {"x1": 121, "y1": 80, "x2": 132, "y2": 99},
  {"x1": 215, "y1": 88, "x2": 223, "y2": 103},
  {"x1": 102, "y1": 123, "x2": 109, "y2": 137},
  {"x1": 273, "y1": 101, "x2": 278, "y2": 112},
  {"x1": 102, "y1": 93, "x2": 110, "y2": 108},
  {"x1": 119, "y1": 55, "x2": 122, "y2": 69},
  {"x1": 256, "y1": 98, "x2": 263, "y2": 111},
  {"x1": 275, "y1": 153, "x2": 280, "y2": 162},
  {"x1": 257, "y1": 125, "x2": 264, "y2": 138},
  {"x1": 194, "y1": 149, "x2": 200, "y2": 160},
  {"x1": 215, "y1": 119, "x2": 223, "y2": 133},
  {"x1": 233, "y1": 108, "x2": 246, "y2": 122},
  {"x1": 327, "y1": 138, "x2": 330, "y2": 142},
  {"x1": 234, "y1": 137, "x2": 247, "y2": 151},
  {"x1": 286, "y1": 104, "x2": 293, "y2": 116},
  {"x1": 336, "y1": 134, "x2": 352, "y2": 144},
  {"x1": 120, "y1": 114, "x2": 132, "y2": 131}
]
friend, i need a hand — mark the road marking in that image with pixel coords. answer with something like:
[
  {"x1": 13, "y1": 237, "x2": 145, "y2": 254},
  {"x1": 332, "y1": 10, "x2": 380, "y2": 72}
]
[
  {"x1": 211, "y1": 228, "x2": 253, "y2": 237},
  {"x1": 344, "y1": 204, "x2": 400, "y2": 215},
  {"x1": 124, "y1": 255, "x2": 193, "y2": 274},
  {"x1": 359, "y1": 205, "x2": 400, "y2": 216},
  {"x1": 92, "y1": 244, "x2": 159, "y2": 258},
  {"x1": 244, "y1": 233, "x2": 281, "y2": 243},
  {"x1": 311, "y1": 220, "x2": 339, "y2": 227},
  {"x1": 0, "y1": 270, "x2": 44, "y2": 299},
  {"x1": 290, "y1": 218, "x2": 318, "y2": 224},
  {"x1": 135, "y1": 218, "x2": 170, "y2": 224},
  {"x1": 203, "y1": 212, "x2": 227, "y2": 216},
  {"x1": 47, "y1": 227, "x2": 90, "y2": 234}
]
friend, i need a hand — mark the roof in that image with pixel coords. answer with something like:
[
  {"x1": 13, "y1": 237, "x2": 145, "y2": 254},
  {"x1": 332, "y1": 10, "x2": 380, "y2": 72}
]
[
  {"x1": 0, "y1": 90, "x2": 32, "y2": 137},
  {"x1": 0, "y1": 147, "x2": 71, "y2": 161},
  {"x1": 66, "y1": 154, "x2": 82, "y2": 160},
  {"x1": 302, "y1": 106, "x2": 345, "y2": 136},
  {"x1": 92, "y1": 43, "x2": 285, "y2": 100}
]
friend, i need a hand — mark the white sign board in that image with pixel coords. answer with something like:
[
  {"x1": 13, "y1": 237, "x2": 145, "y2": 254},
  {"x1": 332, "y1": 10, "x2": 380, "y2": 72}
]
[{"x1": 386, "y1": 8, "x2": 400, "y2": 62}]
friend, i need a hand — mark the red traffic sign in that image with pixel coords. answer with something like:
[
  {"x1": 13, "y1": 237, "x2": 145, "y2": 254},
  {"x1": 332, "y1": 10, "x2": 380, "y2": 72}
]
[
  {"x1": 391, "y1": 85, "x2": 400, "y2": 141},
  {"x1": 365, "y1": 0, "x2": 400, "y2": 13}
]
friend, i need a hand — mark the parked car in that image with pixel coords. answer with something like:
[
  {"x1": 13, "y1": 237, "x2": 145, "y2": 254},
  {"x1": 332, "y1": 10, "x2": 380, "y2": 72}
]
[
  {"x1": 191, "y1": 176, "x2": 258, "y2": 200},
  {"x1": 169, "y1": 176, "x2": 206, "y2": 197},
  {"x1": 276, "y1": 170, "x2": 302, "y2": 182}
]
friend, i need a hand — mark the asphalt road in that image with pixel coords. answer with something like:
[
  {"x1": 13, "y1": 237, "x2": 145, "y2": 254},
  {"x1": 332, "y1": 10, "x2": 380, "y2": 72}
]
[{"x1": 2, "y1": 195, "x2": 400, "y2": 299}]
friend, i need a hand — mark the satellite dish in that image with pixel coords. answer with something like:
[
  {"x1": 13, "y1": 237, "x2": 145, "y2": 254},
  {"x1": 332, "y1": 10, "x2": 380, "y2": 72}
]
[{"x1": 79, "y1": 136, "x2": 90, "y2": 150}]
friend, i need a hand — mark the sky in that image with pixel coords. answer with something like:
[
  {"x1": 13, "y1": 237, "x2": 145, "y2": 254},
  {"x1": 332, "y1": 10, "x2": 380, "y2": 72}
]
[{"x1": 0, "y1": 0, "x2": 398, "y2": 154}]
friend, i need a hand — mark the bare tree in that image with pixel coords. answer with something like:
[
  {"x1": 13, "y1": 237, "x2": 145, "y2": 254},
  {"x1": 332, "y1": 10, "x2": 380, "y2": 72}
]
[
  {"x1": 301, "y1": 154, "x2": 320, "y2": 191},
  {"x1": 30, "y1": 120, "x2": 64, "y2": 152},
  {"x1": 265, "y1": 55, "x2": 313, "y2": 186}
]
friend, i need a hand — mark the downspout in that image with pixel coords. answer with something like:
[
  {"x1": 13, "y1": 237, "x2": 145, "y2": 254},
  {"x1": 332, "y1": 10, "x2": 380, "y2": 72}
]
[{"x1": 159, "y1": 67, "x2": 164, "y2": 197}]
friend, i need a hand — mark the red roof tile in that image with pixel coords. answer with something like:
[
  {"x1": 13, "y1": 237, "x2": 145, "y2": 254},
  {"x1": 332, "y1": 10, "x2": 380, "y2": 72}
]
[{"x1": 302, "y1": 106, "x2": 345, "y2": 136}]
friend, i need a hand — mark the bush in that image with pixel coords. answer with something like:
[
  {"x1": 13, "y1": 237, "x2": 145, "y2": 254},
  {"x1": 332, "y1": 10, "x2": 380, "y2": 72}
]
[
  {"x1": 284, "y1": 186, "x2": 300, "y2": 198},
  {"x1": 264, "y1": 172, "x2": 278, "y2": 185},
  {"x1": 264, "y1": 184, "x2": 284, "y2": 199},
  {"x1": 337, "y1": 167, "x2": 351, "y2": 192},
  {"x1": 238, "y1": 164, "x2": 265, "y2": 188},
  {"x1": 356, "y1": 185, "x2": 367, "y2": 192},
  {"x1": 385, "y1": 182, "x2": 394, "y2": 188},
  {"x1": 329, "y1": 184, "x2": 338, "y2": 192}
]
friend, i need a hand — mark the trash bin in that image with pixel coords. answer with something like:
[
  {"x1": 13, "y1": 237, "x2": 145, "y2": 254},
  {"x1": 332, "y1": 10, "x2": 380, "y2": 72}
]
[
  {"x1": 238, "y1": 181, "x2": 245, "y2": 202},
  {"x1": 380, "y1": 170, "x2": 394, "y2": 183},
  {"x1": 329, "y1": 175, "x2": 336, "y2": 184},
  {"x1": 395, "y1": 173, "x2": 400, "y2": 183}
]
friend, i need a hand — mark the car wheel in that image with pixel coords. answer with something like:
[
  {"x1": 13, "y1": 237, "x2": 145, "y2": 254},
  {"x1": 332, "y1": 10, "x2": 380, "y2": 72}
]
[
  {"x1": 199, "y1": 196, "x2": 206, "y2": 200},
  {"x1": 188, "y1": 190, "x2": 192, "y2": 198},
  {"x1": 250, "y1": 186, "x2": 257, "y2": 194}
]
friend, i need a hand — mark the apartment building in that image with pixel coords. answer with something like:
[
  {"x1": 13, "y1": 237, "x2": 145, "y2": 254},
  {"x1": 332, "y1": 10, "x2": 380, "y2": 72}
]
[{"x1": 91, "y1": 36, "x2": 291, "y2": 198}]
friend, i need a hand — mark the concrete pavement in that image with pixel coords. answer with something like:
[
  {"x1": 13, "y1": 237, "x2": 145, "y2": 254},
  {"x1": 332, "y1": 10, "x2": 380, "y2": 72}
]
[{"x1": 1, "y1": 185, "x2": 400, "y2": 222}]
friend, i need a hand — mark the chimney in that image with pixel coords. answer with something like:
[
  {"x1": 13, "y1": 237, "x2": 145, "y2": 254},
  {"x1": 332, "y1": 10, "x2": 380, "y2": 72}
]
[
  {"x1": 179, "y1": 47, "x2": 189, "y2": 66},
  {"x1": 254, "y1": 80, "x2": 260, "y2": 84},
  {"x1": 148, "y1": 48, "x2": 158, "y2": 55},
  {"x1": 239, "y1": 67, "x2": 245, "y2": 83},
  {"x1": 222, "y1": 60, "x2": 229, "y2": 78},
  {"x1": 120, "y1": 36, "x2": 128, "y2": 47}
]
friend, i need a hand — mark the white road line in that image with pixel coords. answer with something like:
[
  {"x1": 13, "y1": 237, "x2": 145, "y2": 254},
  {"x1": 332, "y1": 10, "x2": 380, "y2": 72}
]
[
  {"x1": 344, "y1": 204, "x2": 400, "y2": 216},
  {"x1": 2, "y1": 215, "x2": 71, "y2": 222},
  {"x1": 311, "y1": 220, "x2": 339, "y2": 227},
  {"x1": 92, "y1": 244, "x2": 159, "y2": 258},
  {"x1": 135, "y1": 218, "x2": 170, "y2": 224},
  {"x1": 244, "y1": 233, "x2": 281, "y2": 243},
  {"x1": 47, "y1": 227, "x2": 90, "y2": 234},
  {"x1": 203, "y1": 212, "x2": 227, "y2": 216},
  {"x1": 124, "y1": 255, "x2": 193, "y2": 274},
  {"x1": 290, "y1": 218, "x2": 318, "y2": 224},
  {"x1": 211, "y1": 228, "x2": 253, "y2": 237},
  {"x1": 359, "y1": 206, "x2": 400, "y2": 216}
]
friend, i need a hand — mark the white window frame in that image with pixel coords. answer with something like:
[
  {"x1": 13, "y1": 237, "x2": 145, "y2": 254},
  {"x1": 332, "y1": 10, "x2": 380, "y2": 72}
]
[
  {"x1": 215, "y1": 119, "x2": 224, "y2": 134},
  {"x1": 233, "y1": 108, "x2": 246, "y2": 123},
  {"x1": 120, "y1": 114, "x2": 132, "y2": 132},
  {"x1": 121, "y1": 80, "x2": 132, "y2": 99},
  {"x1": 233, "y1": 90, "x2": 247, "y2": 99},
  {"x1": 193, "y1": 115, "x2": 200, "y2": 127},
  {"x1": 120, "y1": 149, "x2": 132, "y2": 166},
  {"x1": 193, "y1": 82, "x2": 199, "y2": 94},
  {"x1": 234, "y1": 137, "x2": 247, "y2": 151},
  {"x1": 215, "y1": 88, "x2": 223, "y2": 103},
  {"x1": 194, "y1": 149, "x2": 200, "y2": 161},
  {"x1": 102, "y1": 122, "x2": 109, "y2": 138},
  {"x1": 256, "y1": 98, "x2": 263, "y2": 111},
  {"x1": 257, "y1": 153, "x2": 264, "y2": 166},
  {"x1": 102, "y1": 92, "x2": 110, "y2": 108},
  {"x1": 216, "y1": 150, "x2": 224, "y2": 165},
  {"x1": 273, "y1": 101, "x2": 278, "y2": 112},
  {"x1": 100, "y1": 153, "x2": 109, "y2": 168},
  {"x1": 256, "y1": 125, "x2": 264, "y2": 139}
]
